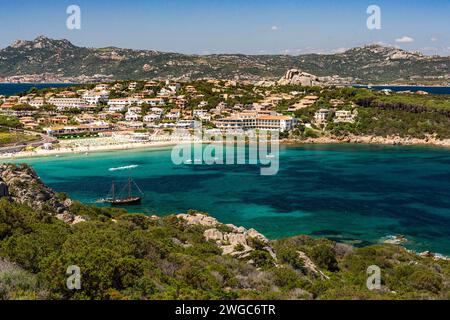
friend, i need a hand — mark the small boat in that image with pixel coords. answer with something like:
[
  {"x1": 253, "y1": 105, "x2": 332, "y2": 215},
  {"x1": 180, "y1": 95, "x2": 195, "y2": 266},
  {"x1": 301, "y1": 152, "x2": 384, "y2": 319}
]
[{"x1": 102, "y1": 178, "x2": 144, "y2": 206}]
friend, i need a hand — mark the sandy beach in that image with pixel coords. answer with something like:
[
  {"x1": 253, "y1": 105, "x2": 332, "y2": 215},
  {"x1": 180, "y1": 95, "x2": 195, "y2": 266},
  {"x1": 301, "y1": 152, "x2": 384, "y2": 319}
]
[
  {"x1": 2, "y1": 134, "x2": 450, "y2": 161},
  {"x1": 0, "y1": 139, "x2": 182, "y2": 160}
]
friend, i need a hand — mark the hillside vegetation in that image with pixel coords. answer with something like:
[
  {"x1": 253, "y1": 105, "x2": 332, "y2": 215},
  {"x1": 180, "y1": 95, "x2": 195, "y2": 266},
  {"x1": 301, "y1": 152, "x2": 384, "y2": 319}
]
[{"x1": 0, "y1": 197, "x2": 449, "y2": 300}]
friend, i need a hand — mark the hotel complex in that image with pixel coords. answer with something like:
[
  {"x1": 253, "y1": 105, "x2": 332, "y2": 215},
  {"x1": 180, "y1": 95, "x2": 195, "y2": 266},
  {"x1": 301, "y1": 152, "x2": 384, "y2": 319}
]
[{"x1": 215, "y1": 112, "x2": 297, "y2": 132}]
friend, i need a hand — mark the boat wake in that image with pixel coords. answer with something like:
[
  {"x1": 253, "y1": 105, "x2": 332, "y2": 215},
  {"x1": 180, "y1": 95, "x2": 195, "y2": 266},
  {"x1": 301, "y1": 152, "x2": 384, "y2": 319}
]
[{"x1": 108, "y1": 165, "x2": 139, "y2": 172}]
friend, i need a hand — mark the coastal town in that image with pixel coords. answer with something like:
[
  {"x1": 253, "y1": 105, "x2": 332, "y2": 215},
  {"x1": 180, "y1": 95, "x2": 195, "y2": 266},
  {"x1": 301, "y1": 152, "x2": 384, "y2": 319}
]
[{"x1": 0, "y1": 71, "x2": 367, "y2": 157}]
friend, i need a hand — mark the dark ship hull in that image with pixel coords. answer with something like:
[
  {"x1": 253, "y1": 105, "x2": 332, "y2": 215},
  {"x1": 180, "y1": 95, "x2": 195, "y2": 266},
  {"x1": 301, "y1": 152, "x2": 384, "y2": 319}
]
[{"x1": 107, "y1": 197, "x2": 141, "y2": 206}]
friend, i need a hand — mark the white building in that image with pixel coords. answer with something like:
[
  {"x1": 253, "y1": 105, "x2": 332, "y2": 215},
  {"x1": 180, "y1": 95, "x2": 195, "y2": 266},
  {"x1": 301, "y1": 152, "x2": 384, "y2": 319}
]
[
  {"x1": 94, "y1": 84, "x2": 110, "y2": 91},
  {"x1": 29, "y1": 97, "x2": 46, "y2": 108},
  {"x1": 151, "y1": 107, "x2": 164, "y2": 114},
  {"x1": 142, "y1": 98, "x2": 166, "y2": 107},
  {"x1": 128, "y1": 106, "x2": 142, "y2": 114},
  {"x1": 314, "y1": 109, "x2": 331, "y2": 124},
  {"x1": 108, "y1": 105, "x2": 126, "y2": 112},
  {"x1": 193, "y1": 109, "x2": 211, "y2": 121},
  {"x1": 108, "y1": 97, "x2": 140, "y2": 107},
  {"x1": 176, "y1": 119, "x2": 198, "y2": 129},
  {"x1": 128, "y1": 82, "x2": 138, "y2": 91},
  {"x1": 198, "y1": 101, "x2": 208, "y2": 108},
  {"x1": 83, "y1": 90, "x2": 109, "y2": 105},
  {"x1": 125, "y1": 112, "x2": 140, "y2": 122},
  {"x1": 167, "y1": 82, "x2": 181, "y2": 92},
  {"x1": 48, "y1": 97, "x2": 88, "y2": 110},
  {"x1": 143, "y1": 113, "x2": 161, "y2": 122},
  {"x1": 215, "y1": 113, "x2": 296, "y2": 132}
]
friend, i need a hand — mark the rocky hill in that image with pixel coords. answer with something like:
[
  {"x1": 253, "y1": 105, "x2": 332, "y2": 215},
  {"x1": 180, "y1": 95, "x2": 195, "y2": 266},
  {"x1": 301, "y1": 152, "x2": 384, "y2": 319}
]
[
  {"x1": 0, "y1": 163, "x2": 78, "y2": 223},
  {"x1": 1, "y1": 36, "x2": 449, "y2": 84}
]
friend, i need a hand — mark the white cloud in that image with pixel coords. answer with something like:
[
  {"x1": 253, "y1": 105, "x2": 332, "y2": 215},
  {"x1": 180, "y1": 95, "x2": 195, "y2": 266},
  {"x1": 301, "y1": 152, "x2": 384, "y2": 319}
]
[
  {"x1": 431, "y1": 37, "x2": 438, "y2": 42},
  {"x1": 395, "y1": 36, "x2": 414, "y2": 43},
  {"x1": 271, "y1": 25, "x2": 279, "y2": 31}
]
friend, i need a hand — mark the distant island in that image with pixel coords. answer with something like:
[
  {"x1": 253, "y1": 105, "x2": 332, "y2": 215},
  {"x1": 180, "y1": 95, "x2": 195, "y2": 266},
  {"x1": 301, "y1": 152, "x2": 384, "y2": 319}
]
[{"x1": 1, "y1": 36, "x2": 449, "y2": 85}]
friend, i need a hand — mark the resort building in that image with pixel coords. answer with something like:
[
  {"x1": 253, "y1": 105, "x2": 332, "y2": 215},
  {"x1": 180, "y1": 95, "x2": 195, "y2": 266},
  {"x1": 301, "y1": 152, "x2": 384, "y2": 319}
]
[
  {"x1": 48, "y1": 97, "x2": 87, "y2": 110},
  {"x1": 29, "y1": 97, "x2": 46, "y2": 108},
  {"x1": 82, "y1": 90, "x2": 109, "y2": 105},
  {"x1": 215, "y1": 112, "x2": 296, "y2": 132},
  {"x1": 176, "y1": 119, "x2": 198, "y2": 129},
  {"x1": 45, "y1": 124, "x2": 110, "y2": 136},
  {"x1": 256, "y1": 115, "x2": 297, "y2": 132},
  {"x1": 107, "y1": 97, "x2": 140, "y2": 108}
]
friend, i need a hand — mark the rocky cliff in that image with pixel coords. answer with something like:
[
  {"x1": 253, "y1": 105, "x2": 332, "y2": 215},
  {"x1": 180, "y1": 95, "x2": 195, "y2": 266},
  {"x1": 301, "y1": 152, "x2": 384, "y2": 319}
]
[{"x1": 0, "y1": 164, "x2": 76, "y2": 223}]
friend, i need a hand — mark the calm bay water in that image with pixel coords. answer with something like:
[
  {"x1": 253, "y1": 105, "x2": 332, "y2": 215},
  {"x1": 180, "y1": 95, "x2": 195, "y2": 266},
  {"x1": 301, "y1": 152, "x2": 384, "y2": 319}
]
[
  {"x1": 10, "y1": 144, "x2": 450, "y2": 255},
  {"x1": 353, "y1": 85, "x2": 450, "y2": 95},
  {"x1": 0, "y1": 83, "x2": 76, "y2": 96}
]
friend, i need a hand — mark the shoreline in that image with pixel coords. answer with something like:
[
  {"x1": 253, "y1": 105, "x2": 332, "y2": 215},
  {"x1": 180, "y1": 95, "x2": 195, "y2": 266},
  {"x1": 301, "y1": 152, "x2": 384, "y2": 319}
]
[
  {"x1": 0, "y1": 140, "x2": 180, "y2": 160},
  {"x1": 1, "y1": 134, "x2": 450, "y2": 160},
  {"x1": 283, "y1": 135, "x2": 450, "y2": 149}
]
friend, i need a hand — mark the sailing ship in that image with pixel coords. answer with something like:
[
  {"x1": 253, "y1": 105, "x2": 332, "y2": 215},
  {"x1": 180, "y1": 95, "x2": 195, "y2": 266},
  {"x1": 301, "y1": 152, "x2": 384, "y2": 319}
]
[{"x1": 102, "y1": 178, "x2": 144, "y2": 206}]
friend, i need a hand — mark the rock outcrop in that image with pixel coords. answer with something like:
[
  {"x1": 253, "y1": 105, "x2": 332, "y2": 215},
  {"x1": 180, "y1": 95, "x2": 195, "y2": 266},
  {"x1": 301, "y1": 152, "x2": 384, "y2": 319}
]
[
  {"x1": 0, "y1": 164, "x2": 76, "y2": 223},
  {"x1": 278, "y1": 69, "x2": 324, "y2": 86},
  {"x1": 176, "y1": 213, "x2": 219, "y2": 227},
  {"x1": 177, "y1": 213, "x2": 277, "y2": 262}
]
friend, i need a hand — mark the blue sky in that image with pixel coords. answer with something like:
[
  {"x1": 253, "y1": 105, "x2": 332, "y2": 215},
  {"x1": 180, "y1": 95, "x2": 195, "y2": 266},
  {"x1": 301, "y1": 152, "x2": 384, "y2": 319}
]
[{"x1": 1, "y1": 0, "x2": 449, "y2": 55}]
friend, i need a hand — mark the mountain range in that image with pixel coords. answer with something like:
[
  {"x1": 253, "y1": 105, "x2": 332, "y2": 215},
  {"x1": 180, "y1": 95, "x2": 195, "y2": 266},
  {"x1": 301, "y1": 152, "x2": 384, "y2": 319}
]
[{"x1": 1, "y1": 36, "x2": 449, "y2": 84}]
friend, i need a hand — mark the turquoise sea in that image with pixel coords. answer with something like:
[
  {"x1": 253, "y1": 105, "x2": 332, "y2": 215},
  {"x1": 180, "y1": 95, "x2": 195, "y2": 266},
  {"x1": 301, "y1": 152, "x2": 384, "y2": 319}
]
[
  {"x1": 0, "y1": 83, "x2": 76, "y2": 96},
  {"x1": 9, "y1": 144, "x2": 450, "y2": 255}
]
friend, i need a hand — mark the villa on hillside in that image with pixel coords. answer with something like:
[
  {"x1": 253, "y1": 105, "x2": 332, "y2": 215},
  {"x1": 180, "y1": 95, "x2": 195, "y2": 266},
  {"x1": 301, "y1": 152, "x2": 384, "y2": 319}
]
[{"x1": 314, "y1": 109, "x2": 331, "y2": 125}]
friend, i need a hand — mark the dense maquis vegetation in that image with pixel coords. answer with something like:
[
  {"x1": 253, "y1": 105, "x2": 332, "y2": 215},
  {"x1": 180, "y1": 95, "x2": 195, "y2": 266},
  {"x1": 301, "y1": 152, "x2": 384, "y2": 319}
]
[
  {"x1": 289, "y1": 87, "x2": 450, "y2": 140},
  {"x1": 0, "y1": 198, "x2": 449, "y2": 300}
]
